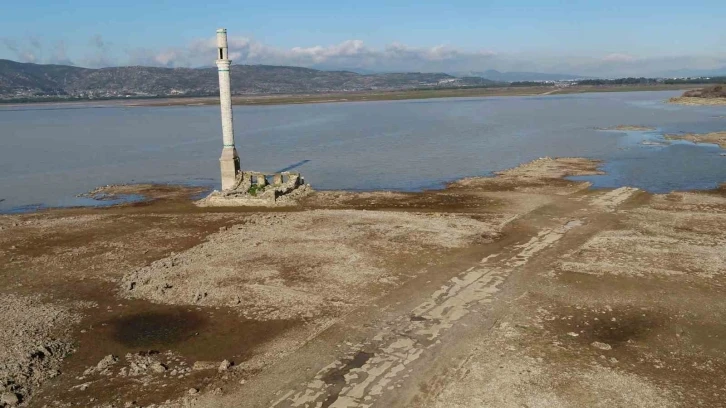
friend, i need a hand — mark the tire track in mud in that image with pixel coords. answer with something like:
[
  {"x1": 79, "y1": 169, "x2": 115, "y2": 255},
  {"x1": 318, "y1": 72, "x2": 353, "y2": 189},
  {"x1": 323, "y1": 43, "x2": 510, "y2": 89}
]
[
  {"x1": 272, "y1": 188, "x2": 639, "y2": 408},
  {"x1": 591, "y1": 187, "x2": 640, "y2": 211}
]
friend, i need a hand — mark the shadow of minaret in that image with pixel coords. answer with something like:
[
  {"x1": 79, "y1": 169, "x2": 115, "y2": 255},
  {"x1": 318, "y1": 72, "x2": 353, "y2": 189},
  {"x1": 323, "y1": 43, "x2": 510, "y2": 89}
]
[{"x1": 276, "y1": 160, "x2": 311, "y2": 173}]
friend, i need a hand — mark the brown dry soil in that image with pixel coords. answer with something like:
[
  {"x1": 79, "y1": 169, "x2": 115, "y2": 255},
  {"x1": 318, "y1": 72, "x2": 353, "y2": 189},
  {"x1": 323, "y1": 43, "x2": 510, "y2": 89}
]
[{"x1": 1, "y1": 158, "x2": 725, "y2": 408}]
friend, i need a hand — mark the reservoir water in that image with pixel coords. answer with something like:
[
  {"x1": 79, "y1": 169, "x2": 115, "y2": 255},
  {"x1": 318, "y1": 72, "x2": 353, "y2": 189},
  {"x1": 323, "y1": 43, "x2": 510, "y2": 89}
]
[{"x1": 1, "y1": 90, "x2": 724, "y2": 212}]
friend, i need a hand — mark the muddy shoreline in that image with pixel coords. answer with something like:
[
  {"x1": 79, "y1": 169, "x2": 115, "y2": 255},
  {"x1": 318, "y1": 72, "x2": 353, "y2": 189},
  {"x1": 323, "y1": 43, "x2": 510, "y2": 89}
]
[
  {"x1": 1, "y1": 84, "x2": 700, "y2": 110},
  {"x1": 2, "y1": 157, "x2": 725, "y2": 407},
  {"x1": 668, "y1": 96, "x2": 726, "y2": 106}
]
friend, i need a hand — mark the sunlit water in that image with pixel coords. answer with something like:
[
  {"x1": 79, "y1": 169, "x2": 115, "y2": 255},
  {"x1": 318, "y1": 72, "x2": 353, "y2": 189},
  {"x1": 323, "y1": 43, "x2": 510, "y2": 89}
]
[{"x1": 1, "y1": 90, "x2": 724, "y2": 212}]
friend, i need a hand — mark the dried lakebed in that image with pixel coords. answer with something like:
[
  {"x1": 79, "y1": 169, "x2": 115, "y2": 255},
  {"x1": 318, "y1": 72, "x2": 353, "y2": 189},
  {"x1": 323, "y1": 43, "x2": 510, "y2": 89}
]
[{"x1": 1, "y1": 157, "x2": 725, "y2": 407}]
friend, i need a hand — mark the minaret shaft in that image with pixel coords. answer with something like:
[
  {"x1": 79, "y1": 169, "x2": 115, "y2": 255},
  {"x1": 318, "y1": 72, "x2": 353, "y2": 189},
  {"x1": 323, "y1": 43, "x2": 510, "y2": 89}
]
[{"x1": 216, "y1": 28, "x2": 240, "y2": 190}]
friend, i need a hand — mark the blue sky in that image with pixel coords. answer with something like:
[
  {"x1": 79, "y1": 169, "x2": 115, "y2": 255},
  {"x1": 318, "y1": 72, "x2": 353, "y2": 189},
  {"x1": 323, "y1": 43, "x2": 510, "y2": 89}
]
[{"x1": 2, "y1": 0, "x2": 725, "y2": 77}]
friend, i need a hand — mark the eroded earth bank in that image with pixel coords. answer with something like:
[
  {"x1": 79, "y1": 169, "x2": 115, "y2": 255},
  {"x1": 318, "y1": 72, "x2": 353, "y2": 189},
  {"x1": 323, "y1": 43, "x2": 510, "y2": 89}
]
[{"x1": 1, "y1": 158, "x2": 725, "y2": 408}]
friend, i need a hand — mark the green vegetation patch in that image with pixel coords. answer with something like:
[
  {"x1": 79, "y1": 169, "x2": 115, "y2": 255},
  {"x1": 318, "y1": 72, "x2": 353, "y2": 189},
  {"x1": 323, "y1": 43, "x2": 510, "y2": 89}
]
[{"x1": 247, "y1": 184, "x2": 266, "y2": 196}]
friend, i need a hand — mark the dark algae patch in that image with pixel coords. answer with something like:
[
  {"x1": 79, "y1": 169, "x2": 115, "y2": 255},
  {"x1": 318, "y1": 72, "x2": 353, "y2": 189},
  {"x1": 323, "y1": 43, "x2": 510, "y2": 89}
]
[
  {"x1": 101, "y1": 306, "x2": 301, "y2": 361},
  {"x1": 582, "y1": 312, "x2": 662, "y2": 347},
  {"x1": 33, "y1": 303, "x2": 303, "y2": 407},
  {"x1": 109, "y1": 310, "x2": 206, "y2": 348},
  {"x1": 548, "y1": 305, "x2": 666, "y2": 348}
]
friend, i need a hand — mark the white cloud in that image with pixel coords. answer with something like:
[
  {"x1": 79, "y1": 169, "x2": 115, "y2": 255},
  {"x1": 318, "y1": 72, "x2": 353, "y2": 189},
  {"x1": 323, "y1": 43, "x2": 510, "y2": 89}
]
[
  {"x1": 49, "y1": 40, "x2": 74, "y2": 65},
  {"x1": 2, "y1": 34, "x2": 725, "y2": 78},
  {"x1": 2, "y1": 38, "x2": 38, "y2": 63},
  {"x1": 119, "y1": 37, "x2": 497, "y2": 72},
  {"x1": 84, "y1": 34, "x2": 113, "y2": 67}
]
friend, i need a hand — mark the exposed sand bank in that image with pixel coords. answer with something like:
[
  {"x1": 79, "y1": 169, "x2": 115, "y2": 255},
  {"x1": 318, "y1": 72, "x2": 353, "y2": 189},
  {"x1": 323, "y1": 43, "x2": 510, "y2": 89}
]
[
  {"x1": 597, "y1": 125, "x2": 656, "y2": 131},
  {"x1": 664, "y1": 131, "x2": 726, "y2": 149},
  {"x1": 668, "y1": 96, "x2": 726, "y2": 106},
  {"x1": 2, "y1": 158, "x2": 725, "y2": 407}
]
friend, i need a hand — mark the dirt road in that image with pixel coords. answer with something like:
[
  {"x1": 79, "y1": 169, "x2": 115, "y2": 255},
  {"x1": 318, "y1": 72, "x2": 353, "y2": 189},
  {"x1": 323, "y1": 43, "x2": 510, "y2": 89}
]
[{"x1": 1, "y1": 158, "x2": 724, "y2": 407}]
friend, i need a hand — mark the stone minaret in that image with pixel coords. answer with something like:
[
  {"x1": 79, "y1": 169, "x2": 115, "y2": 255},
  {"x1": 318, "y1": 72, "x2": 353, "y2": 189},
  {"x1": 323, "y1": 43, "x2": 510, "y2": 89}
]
[{"x1": 216, "y1": 28, "x2": 240, "y2": 190}]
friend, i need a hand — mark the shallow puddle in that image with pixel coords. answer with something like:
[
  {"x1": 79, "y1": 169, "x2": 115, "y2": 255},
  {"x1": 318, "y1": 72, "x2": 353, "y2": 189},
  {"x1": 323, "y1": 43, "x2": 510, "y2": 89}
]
[{"x1": 109, "y1": 310, "x2": 206, "y2": 348}]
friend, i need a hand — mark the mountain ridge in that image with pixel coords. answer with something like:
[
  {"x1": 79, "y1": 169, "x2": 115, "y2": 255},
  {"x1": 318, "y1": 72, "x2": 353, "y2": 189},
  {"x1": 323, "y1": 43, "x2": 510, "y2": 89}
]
[{"x1": 0, "y1": 59, "x2": 495, "y2": 101}]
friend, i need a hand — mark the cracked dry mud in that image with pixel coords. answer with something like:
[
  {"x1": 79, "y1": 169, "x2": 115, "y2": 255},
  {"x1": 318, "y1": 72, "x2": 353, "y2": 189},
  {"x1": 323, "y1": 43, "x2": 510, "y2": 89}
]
[{"x1": 1, "y1": 157, "x2": 725, "y2": 407}]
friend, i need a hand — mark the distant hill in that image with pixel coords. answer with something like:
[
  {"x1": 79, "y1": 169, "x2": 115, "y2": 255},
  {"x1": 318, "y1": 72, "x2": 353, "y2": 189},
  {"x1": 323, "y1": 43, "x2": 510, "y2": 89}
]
[
  {"x1": 0, "y1": 59, "x2": 496, "y2": 101},
  {"x1": 464, "y1": 70, "x2": 590, "y2": 82}
]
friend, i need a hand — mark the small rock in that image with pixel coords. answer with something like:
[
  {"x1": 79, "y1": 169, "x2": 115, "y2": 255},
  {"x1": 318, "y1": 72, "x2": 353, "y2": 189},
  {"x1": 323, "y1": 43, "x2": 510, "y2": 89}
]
[
  {"x1": 1, "y1": 392, "x2": 20, "y2": 406},
  {"x1": 591, "y1": 341, "x2": 612, "y2": 351},
  {"x1": 188, "y1": 388, "x2": 199, "y2": 395},
  {"x1": 37, "y1": 345, "x2": 52, "y2": 356},
  {"x1": 218, "y1": 360, "x2": 232, "y2": 372},
  {"x1": 192, "y1": 291, "x2": 204, "y2": 303},
  {"x1": 84, "y1": 354, "x2": 118, "y2": 376},
  {"x1": 97, "y1": 354, "x2": 118, "y2": 369},
  {"x1": 150, "y1": 362, "x2": 167, "y2": 373},
  {"x1": 192, "y1": 361, "x2": 217, "y2": 371},
  {"x1": 567, "y1": 332, "x2": 579, "y2": 337}
]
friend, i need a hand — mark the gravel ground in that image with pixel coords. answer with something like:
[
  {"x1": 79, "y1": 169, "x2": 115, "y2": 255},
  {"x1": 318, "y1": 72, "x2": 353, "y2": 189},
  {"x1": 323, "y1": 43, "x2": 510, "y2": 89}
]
[
  {"x1": 0, "y1": 294, "x2": 90, "y2": 406},
  {"x1": 120, "y1": 210, "x2": 505, "y2": 321}
]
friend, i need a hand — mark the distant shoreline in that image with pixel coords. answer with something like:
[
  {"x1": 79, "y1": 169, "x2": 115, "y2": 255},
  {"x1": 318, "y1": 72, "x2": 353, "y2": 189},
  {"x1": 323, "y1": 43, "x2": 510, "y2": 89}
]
[{"x1": 0, "y1": 84, "x2": 702, "y2": 109}]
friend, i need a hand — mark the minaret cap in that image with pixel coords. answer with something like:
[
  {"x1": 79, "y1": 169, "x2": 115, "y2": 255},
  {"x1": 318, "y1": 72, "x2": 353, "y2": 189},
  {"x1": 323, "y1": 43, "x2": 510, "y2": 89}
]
[{"x1": 216, "y1": 28, "x2": 228, "y2": 50}]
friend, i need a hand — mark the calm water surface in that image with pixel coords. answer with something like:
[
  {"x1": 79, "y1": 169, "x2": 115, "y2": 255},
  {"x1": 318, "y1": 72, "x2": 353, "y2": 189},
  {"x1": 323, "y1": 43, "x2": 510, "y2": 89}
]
[{"x1": 1, "y1": 90, "x2": 724, "y2": 212}]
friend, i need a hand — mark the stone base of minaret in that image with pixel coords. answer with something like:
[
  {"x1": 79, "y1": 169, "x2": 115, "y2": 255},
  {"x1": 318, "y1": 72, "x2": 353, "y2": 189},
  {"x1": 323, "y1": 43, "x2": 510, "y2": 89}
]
[
  {"x1": 220, "y1": 147, "x2": 241, "y2": 191},
  {"x1": 197, "y1": 171, "x2": 312, "y2": 207}
]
